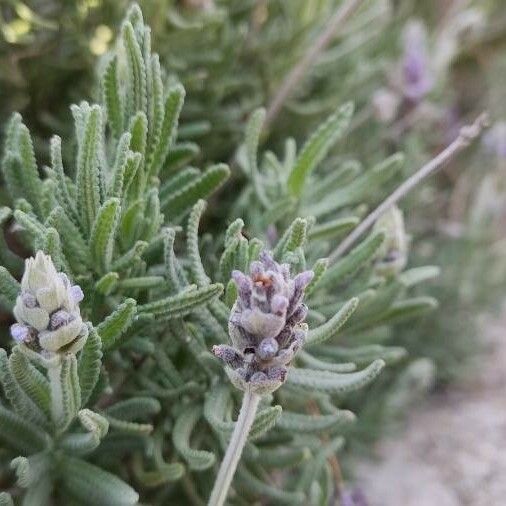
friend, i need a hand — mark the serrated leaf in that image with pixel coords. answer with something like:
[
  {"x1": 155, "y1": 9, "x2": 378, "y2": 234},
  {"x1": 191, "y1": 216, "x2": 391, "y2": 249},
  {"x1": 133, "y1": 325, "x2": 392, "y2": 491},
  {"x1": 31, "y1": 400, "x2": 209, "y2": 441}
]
[
  {"x1": 138, "y1": 283, "x2": 223, "y2": 319},
  {"x1": 0, "y1": 266, "x2": 20, "y2": 308},
  {"x1": 105, "y1": 397, "x2": 160, "y2": 421},
  {"x1": 287, "y1": 360, "x2": 385, "y2": 394},
  {"x1": 9, "y1": 347, "x2": 51, "y2": 419},
  {"x1": 60, "y1": 456, "x2": 139, "y2": 506},
  {"x1": 148, "y1": 84, "x2": 185, "y2": 178},
  {"x1": 162, "y1": 163, "x2": 230, "y2": 222},
  {"x1": 78, "y1": 324, "x2": 103, "y2": 406},
  {"x1": 173, "y1": 405, "x2": 215, "y2": 470},
  {"x1": 320, "y1": 231, "x2": 385, "y2": 289},
  {"x1": 76, "y1": 105, "x2": 103, "y2": 233},
  {"x1": 122, "y1": 21, "x2": 147, "y2": 117},
  {"x1": 90, "y1": 198, "x2": 120, "y2": 273},
  {"x1": 288, "y1": 103, "x2": 353, "y2": 197},
  {"x1": 0, "y1": 404, "x2": 49, "y2": 455},
  {"x1": 97, "y1": 298, "x2": 137, "y2": 350},
  {"x1": 187, "y1": 200, "x2": 210, "y2": 286},
  {"x1": 277, "y1": 409, "x2": 354, "y2": 433},
  {"x1": 102, "y1": 57, "x2": 123, "y2": 137},
  {"x1": 305, "y1": 298, "x2": 359, "y2": 346}
]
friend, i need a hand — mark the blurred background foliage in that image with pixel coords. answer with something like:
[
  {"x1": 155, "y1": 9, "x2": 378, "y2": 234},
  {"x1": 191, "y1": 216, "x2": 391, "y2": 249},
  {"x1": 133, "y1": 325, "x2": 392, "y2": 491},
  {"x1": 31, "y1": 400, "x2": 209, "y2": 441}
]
[{"x1": 1, "y1": 0, "x2": 505, "y2": 467}]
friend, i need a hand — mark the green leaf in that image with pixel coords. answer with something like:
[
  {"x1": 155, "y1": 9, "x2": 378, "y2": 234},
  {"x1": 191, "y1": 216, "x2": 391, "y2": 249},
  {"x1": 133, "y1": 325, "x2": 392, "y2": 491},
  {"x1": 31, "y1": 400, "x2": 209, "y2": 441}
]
[
  {"x1": 254, "y1": 446, "x2": 311, "y2": 469},
  {"x1": 305, "y1": 258, "x2": 328, "y2": 297},
  {"x1": 0, "y1": 348, "x2": 48, "y2": 426},
  {"x1": 248, "y1": 405, "x2": 282, "y2": 441},
  {"x1": 0, "y1": 266, "x2": 20, "y2": 308},
  {"x1": 320, "y1": 231, "x2": 385, "y2": 289},
  {"x1": 219, "y1": 237, "x2": 239, "y2": 282},
  {"x1": 305, "y1": 298, "x2": 359, "y2": 346},
  {"x1": 187, "y1": 200, "x2": 210, "y2": 286},
  {"x1": 76, "y1": 105, "x2": 103, "y2": 233},
  {"x1": 308, "y1": 216, "x2": 359, "y2": 242},
  {"x1": 78, "y1": 324, "x2": 103, "y2": 406},
  {"x1": 9, "y1": 347, "x2": 51, "y2": 419},
  {"x1": 297, "y1": 350, "x2": 356, "y2": 373},
  {"x1": 138, "y1": 283, "x2": 223, "y2": 320},
  {"x1": 287, "y1": 102, "x2": 353, "y2": 197},
  {"x1": 46, "y1": 206, "x2": 90, "y2": 273},
  {"x1": 111, "y1": 241, "x2": 147, "y2": 272},
  {"x1": 118, "y1": 276, "x2": 164, "y2": 290},
  {"x1": 90, "y1": 198, "x2": 120, "y2": 273},
  {"x1": 399, "y1": 266, "x2": 440, "y2": 287},
  {"x1": 60, "y1": 409, "x2": 109, "y2": 455},
  {"x1": 60, "y1": 456, "x2": 139, "y2": 506},
  {"x1": 277, "y1": 409, "x2": 354, "y2": 433},
  {"x1": 274, "y1": 217, "x2": 308, "y2": 259},
  {"x1": 314, "y1": 344, "x2": 407, "y2": 366},
  {"x1": 105, "y1": 397, "x2": 161, "y2": 421},
  {"x1": 148, "y1": 84, "x2": 185, "y2": 178},
  {"x1": 122, "y1": 21, "x2": 147, "y2": 117},
  {"x1": 50, "y1": 135, "x2": 78, "y2": 224},
  {"x1": 102, "y1": 57, "x2": 123, "y2": 137},
  {"x1": 162, "y1": 163, "x2": 230, "y2": 222},
  {"x1": 307, "y1": 153, "x2": 404, "y2": 217},
  {"x1": 50, "y1": 354, "x2": 81, "y2": 431},
  {"x1": 244, "y1": 108, "x2": 269, "y2": 208},
  {"x1": 0, "y1": 404, "x2": 48, "y2": 455},
  {"x1": 0, "y1": 492, "x2": 13, "y2": 506},
  {"x1": 97, "y1": 298, "x2": 137, "y2": 350},
  {"x1": 173, "y1": 405, "x2": 215, "y2": 470},
  {"x1": 237, "y1": 466, "x2": 306, "y2": 505},
  {"x1": 95, "y1": 272, "x2": 119, "y2": 295},
  {"x1": 287, "y1": 360, "x2": 385, "y2": 394}
]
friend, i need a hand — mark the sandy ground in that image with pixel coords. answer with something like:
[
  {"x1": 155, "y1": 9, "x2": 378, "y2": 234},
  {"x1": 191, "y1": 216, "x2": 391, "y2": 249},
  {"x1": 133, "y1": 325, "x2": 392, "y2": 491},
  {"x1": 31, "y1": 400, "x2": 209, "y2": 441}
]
[{"x1": 354, "y1": 310, "x2": 506, "y2": 506}]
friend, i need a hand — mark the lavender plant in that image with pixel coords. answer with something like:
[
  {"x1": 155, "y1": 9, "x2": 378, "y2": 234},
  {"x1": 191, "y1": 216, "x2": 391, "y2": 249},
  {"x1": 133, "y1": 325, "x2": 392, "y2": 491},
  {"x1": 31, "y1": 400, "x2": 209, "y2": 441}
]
[{"x1": 0, "y1": 4, "x2": 467, "y2": 505}]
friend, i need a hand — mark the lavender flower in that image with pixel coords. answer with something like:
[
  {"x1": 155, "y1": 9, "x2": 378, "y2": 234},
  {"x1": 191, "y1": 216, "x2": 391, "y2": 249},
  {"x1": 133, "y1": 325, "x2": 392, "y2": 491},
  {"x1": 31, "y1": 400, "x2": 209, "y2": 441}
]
[
  {"x1": 483, "y1": 121, "x2": 506, "y2": 159},
  {"x1": 340, "y1": 487, "x2": 369, "y2": 506},
  {"x1": 213, "y1": 251, "x2": 313, "y2": 395},
  {"x1": 401, "y1": 21, "x2": 433, "y2": 103},
  {"x1": 10, "y1": 251, "x2": 88, "y2": 354}
]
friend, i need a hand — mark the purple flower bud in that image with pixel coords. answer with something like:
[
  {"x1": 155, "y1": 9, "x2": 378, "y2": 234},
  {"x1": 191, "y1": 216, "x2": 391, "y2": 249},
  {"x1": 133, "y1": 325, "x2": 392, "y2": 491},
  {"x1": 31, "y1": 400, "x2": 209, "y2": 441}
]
[
  {"x1": 271, "y1": 294, "x2": 288, "y2": 315},
  {"x1": 249, "y1": 371, "x2": 268, "y2": 384},
  {"x1": 21, "y1": 292, "x2": 38, "y2": 308},
  {"x1": 257, "y1": 337, "x2": 279, "y2": 360},
  {"x1": 212, "y1": 345, "x2": 244, "y2": 369},
  {"x1": 10, "y1": 323, "x2": 30, "y2": 343},
  {"x1": 267, "y1": 366, "x2": 287, "y2": 382},
  {"x1": 71, "y1": 285, "x2": 84, "y2": 303},
  {"x1": 50, "y1": 310, "x2": 73, "y2": 330},
  {"x1": 219, "y1": 250, "x2": 313, "y2": 394}
]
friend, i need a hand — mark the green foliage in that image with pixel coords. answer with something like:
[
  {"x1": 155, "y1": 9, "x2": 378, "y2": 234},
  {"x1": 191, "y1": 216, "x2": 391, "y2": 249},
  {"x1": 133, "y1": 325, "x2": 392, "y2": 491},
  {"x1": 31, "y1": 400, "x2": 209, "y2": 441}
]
[{"x1": 0, "y1": 2, "x2": 455, "y2": 504}]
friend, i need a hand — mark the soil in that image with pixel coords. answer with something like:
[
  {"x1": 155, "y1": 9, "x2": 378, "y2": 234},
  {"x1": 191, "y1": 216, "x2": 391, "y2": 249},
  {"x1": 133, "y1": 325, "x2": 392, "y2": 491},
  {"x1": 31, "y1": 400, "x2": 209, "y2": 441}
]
[{"x1": 353, "y1": 309, "x2": 506, "y2": 506}]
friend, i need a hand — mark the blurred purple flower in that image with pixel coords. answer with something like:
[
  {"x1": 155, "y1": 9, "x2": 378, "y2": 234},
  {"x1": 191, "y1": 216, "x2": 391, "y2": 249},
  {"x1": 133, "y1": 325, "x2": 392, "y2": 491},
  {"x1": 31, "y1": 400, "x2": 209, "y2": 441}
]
[
  {"x1": 483, "y1": 121, "x2": 506, "y2": 159},
  {"x1": 401, "y1": 21, "x2": 433, "y2": 103},
  {"x1": 340, "y1": 487, "x2": 369, "y2": 506}
]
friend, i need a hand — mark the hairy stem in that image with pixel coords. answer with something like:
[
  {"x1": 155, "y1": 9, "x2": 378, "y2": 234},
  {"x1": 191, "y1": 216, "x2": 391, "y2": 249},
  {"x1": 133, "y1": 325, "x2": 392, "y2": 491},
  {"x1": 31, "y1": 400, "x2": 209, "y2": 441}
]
[
  {"x1": 208, "y1": 390, "x2": 260, "y2": 506},
  {"x1": 328, "y1": 113, "x2": 489, "y2": 263},
  {"x1": 265, "y1": 0, "x2": 364, "y2": 127}
]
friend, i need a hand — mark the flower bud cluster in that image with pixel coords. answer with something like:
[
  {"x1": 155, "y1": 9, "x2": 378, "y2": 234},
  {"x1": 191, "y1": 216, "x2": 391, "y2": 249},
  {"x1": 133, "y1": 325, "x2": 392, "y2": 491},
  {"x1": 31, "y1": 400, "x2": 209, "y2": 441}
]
[
  {"x1": 213, "y1": 251, "x2": 313, "y2": 395},
  {"x1": 10, "y1": 252, "x2": 87, "y2": 354}
]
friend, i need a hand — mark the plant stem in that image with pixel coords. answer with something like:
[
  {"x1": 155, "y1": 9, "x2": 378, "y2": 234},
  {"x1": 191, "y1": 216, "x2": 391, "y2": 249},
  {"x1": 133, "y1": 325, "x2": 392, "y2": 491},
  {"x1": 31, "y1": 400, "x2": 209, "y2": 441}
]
[
  {"x1": 264, "y1": 0, "x2": 364, "y2": 127},
  {"x1": 208, "y1": 390, "x2": 260, "y2": 506},
  {"x1": 328, "y1": 112, "x2": 490, "y2": 263}
]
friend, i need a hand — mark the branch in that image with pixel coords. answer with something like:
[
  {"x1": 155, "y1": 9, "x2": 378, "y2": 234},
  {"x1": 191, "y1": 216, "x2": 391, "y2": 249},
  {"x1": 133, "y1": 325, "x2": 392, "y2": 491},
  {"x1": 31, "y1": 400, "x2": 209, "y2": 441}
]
[
  {"x1": 328, "y1": 113, "x2": 490, "y2": 263},
  {"x1": 264, "y1": 0, "x2": 365, "y2": 127}
]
